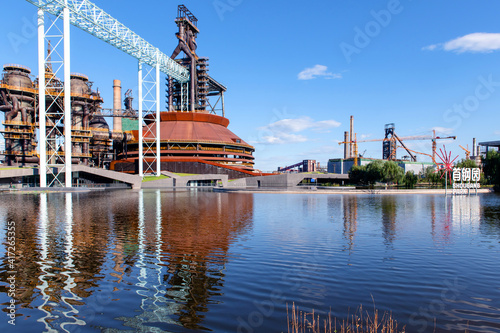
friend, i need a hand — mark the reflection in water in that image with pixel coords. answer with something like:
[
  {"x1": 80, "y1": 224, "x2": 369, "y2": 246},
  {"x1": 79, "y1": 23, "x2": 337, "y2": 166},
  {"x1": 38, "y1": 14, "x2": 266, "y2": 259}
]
[
  {"x1": 482, "y1": 195, "x2": 500, "y2": 237},
  {"x1": 36, "y1": 193, "x2": 55, "y2": 332},
  {"x1": 452, "y1": 195, "x2": 481, "y2": 228},
  {"x1": 158, "y1": 191, "x2": 253, "y2": 330},
  {"x1": 431, "y1": 195, "x2": 482, "y2": 245},
  {"x1": 36, "y1": 193, "x2": 85, "y2": 332},
  {"x1": 60, "y1": 193, "x2": 85, "y2": 331},
  {"x1": 381, "y1": 196, "x2": 397, "y2": 246},
  {"x1": 1, "y1": 191, "x2": 499, "y2": 332},
  {"x1": 430, "y1": 196, "x2": 453, "y2": 245},
  {"x1": 0, "y1": 190, "x2": 253, "y2": 332},
  {"x1": 342, "y1": 196, "x2": 358, "y2": 253}
]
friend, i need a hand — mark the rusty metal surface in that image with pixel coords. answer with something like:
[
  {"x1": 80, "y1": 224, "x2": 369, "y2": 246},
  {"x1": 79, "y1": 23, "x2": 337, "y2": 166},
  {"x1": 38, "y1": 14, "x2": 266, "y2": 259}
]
[
  {"x1": 142, "y1": 113, "x2": 252, "y2": 147},
  {"x1": 112, "y1": 159, "x2": 254, "y2": 179}
]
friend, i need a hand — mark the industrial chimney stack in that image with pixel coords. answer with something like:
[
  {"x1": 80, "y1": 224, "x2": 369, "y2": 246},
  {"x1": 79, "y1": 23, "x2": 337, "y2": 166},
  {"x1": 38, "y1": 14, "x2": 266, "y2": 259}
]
[{"x1": 113, "y1": 79, "x2": 122, "y2": 132}]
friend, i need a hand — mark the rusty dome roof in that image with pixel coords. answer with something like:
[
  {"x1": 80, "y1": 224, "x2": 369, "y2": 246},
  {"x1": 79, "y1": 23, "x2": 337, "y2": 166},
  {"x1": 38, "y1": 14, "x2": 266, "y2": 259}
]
[{"x1": 141, "y1": 112, "x2": 253, "y2": 147}]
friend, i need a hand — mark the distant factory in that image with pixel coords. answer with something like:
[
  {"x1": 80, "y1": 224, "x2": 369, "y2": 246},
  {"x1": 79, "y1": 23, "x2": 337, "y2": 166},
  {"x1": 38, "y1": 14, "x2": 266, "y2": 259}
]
[{"x1": 328, "y1": 116, "x2": 461, "y2": 174}]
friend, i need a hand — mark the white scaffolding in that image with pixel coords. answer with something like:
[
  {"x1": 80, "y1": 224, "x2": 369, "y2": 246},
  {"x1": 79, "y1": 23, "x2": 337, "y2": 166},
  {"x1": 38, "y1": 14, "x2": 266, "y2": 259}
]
[
  {"x1": 138, "y1": 61, "x2": 161, "y2": 177},
  {"x1": 37, "y1": 7, "x2": 72, "y2": 187},
  {"x1": 26, "y1": 0, "x2": 191, "y2": 183}
]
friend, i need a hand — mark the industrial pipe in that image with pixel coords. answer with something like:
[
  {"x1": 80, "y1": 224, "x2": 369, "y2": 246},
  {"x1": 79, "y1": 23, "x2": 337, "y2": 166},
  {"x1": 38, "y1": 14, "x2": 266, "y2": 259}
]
[
  {"x1": 73, "y1": 100, "x2": 91, "y2": 165},
  {"x1": 168, "y1": 77, "x2": 173, "y2": 111},
  {"x1": 16, "y1": 156, "x2": 39, "y2": 163}
]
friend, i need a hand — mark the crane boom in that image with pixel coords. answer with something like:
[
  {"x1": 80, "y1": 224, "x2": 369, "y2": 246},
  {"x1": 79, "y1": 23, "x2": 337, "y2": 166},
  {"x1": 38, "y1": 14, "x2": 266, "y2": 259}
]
[
  {"x1": 459, "y1": 145, "x2": 470, "y2": 160},
  {"x1": 393, "y1": 133, "x2": 417, "y2": 162}
]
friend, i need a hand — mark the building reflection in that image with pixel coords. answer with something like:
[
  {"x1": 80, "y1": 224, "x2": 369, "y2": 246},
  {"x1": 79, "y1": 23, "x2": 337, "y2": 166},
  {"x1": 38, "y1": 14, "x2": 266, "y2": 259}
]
[
  {"x1": 451, "y1": 195, "x2": 481, "y2": 228},
  {"x1": 481, "y1": 197, "x2": 500, "y2": 237},
  {"x1": 115, "y1": 190, "x2": 254, "y2": 331},
  {"x1": 160, "y1": 191, "x2": 253, "y2": 330},
  {"x1": 0, "y1": 189, "x2": 253, "y2": 332},
  {"x1": 342, "y1": 196, "x2": 358, "y2": 253},
  {"x1": 381, "y1": 196, "x2": 397, "y2": 246}
]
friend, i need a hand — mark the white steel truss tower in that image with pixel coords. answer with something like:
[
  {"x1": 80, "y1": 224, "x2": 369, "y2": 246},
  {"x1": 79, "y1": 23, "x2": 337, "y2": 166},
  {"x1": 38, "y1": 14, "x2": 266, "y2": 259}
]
[
  {"x1": 37, "y1": 6, "x2": 72, "y2": 187},
  {"x1": 138, "y1": 60, "x2": 161, "y2": 177},
  {"x1": 27, "y1": 0, "x2": 191, "y2": 184}
]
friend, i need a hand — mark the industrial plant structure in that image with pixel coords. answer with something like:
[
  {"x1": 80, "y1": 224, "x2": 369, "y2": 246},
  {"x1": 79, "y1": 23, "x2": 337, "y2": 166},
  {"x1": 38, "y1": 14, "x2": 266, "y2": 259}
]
[
  {"x1": 0, "y1": 62, "x2": 133, "y2": 169},
  {"x1": 1, "y1": 4, "x2": 257, "y2": 181},
  {"x1": 110, "y1": 5, "x2": 256, "y2": 178}
]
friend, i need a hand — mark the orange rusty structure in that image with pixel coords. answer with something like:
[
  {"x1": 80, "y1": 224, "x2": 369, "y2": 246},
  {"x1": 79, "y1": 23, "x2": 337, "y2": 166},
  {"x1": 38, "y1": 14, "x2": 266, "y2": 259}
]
[
  {"x1": 110, "y1": 5, "x2": 257, "y2": 178},
  {"x1": 110, "y1": 112, "x2": 256, "y2": 178}
]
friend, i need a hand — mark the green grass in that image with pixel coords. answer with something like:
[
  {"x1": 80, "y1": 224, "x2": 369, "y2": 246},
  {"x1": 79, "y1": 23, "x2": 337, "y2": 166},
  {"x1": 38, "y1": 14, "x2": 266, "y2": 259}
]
[
  {"x1": 172, "y1": 172, "x2": 197, "y2": 177},
  {"x1": 301, "y1": 171, "x2": 327, "y2": 174},
  {"x1": 0, "y1": 166, "x2": 36, "y2": 170},
  {"x1": 142, "y1": 175, "x2": 169, "y2": 182}
]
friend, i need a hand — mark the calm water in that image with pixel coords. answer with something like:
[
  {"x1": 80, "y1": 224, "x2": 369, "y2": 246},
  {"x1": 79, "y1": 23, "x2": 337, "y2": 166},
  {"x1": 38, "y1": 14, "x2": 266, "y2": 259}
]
[{"x1": 0, "y1": 190, "x2": 499, "y2": 333}]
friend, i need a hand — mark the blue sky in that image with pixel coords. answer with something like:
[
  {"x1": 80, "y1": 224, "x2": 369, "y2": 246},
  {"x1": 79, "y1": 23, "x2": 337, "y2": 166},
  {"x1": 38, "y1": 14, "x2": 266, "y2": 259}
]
[{"x1": 1, "y1": 1, "x2": 500, "y2": 171}]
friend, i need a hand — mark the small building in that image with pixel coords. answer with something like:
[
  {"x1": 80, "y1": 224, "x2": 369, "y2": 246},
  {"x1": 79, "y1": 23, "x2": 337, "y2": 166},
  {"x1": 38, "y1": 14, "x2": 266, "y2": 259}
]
[{"x1": 327, "y1": 158, "x2": 434, "y2": 175}]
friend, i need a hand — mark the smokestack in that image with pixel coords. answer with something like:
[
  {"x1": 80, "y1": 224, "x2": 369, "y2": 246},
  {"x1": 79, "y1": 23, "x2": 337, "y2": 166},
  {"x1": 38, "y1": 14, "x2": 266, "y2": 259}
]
[
  {"x1": 349, "y1": 115, "x2": 354, "y2": 159},
  {"x1": 113, "y1": 79, "x2": 122, "y2": 132},
  {"x1": 344, "y1": 131, "x2": 349, "y2": 159},
  {"x1": 472, "y1": 138, "x2": 477, "y2": 156}
]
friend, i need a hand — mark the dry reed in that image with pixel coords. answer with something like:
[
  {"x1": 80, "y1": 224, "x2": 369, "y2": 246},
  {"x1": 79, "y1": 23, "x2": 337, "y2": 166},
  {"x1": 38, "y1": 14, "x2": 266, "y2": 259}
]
[{"x1": 287, "y1": 302, "x2": 406, "y2": 333}]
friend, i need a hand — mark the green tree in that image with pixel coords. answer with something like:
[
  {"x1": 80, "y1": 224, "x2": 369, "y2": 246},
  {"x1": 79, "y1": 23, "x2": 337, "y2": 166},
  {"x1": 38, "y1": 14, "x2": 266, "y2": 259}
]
[
  {"x1": 348, "y1": 165, "x2": 367, "y2": 185},
  {"x1": 365, "y1": 160, "x2": 384, "y2": 185},
  {"x1": 423, "y1": 166, "x2": 445, "y2": 187},
  {"x1": 382, "y1": 161, "x2": 404, "y2": 185},
  {"x1": 423, "y1": 166, "x2": 435, "y2": 184},
  {"x1": 455, "y1": 159, "x2": 477, "y2": 169},
  {"x1": 403, "y1": 170, "x2": 418, "y2": 188},
  {"x1": 483, "y1": 150, "x2": 500, "y2": 191}
]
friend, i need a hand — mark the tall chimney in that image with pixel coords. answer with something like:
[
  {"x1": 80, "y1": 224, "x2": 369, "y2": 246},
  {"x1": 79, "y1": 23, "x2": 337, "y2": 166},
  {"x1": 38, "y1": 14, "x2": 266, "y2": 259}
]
[
  {"x1": 472, "y1": 138, "x2": 477, "y2": 156},
  {"x1": 349, "y1": 115, "x2": 354, "y2": 159},
  {"x1": 344, "y1": 131, "x2": 349, "y2": 159},
  {"x1": 113, "y1": 79, "x2": 122, "y2": 132}
]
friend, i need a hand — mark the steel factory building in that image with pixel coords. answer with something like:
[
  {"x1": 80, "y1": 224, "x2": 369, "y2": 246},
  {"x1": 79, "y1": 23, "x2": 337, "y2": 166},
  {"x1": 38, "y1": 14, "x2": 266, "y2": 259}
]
[{"x1": 0, "y1": 5, "x2": 259, "y2": 182}]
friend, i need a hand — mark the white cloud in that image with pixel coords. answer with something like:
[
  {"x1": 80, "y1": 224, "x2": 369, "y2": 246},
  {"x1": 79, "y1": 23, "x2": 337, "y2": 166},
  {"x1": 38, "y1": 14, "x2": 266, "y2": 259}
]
[
  {"x1": 432, "y1": 126, "x2": 454, "y2": 135},
  {"x1": 424, "y1": 33, "x2": 500, "y2": 53},
  {"x1": 263, "y1": 116, "x2": 340, "y2": 133},
  {"x1": 260, "y1": 133, "x2": 308, "y2": 145},
  {"x1": 298, "y1": 65, "x2": 342, "y2": 80},
  {"x1": 422, "y1": 44, "x2": 438, "y2": 51},
  {"x1": 256, "y1": 116, "x2": 341, "y2": 145},
  {"x1": 298, "y1": 145, "x2": 342, "y2": 156}
]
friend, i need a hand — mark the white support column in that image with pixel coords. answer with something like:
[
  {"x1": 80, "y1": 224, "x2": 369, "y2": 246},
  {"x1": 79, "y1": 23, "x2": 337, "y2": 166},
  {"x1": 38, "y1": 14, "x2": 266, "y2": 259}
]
[
  {"x1": 38, "y1": 9, "x2": 47, "y2": 187},
  {"x1": 63, "y1": 4, "x2": 72, "y2": 187},
  {"x1": 156, "y1": 61, "x2": 161, "y2": 176},
  {"x1": 138, "y1": 61, "x2": 143, "y2": 177},
  {"x1": 221, "y1": 91, "x2": 225, "y2": 118}
]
